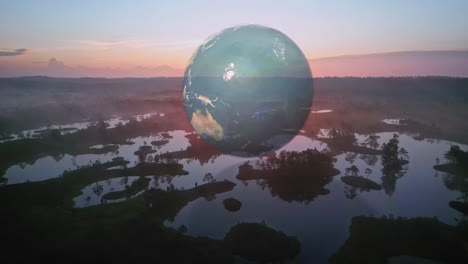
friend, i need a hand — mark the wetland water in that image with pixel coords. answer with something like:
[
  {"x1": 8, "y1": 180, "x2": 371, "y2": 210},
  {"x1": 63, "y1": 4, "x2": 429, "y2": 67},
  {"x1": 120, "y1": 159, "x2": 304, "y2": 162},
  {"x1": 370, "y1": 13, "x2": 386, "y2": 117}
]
[{"x1": 2, "y1": 117, "x2": 466, "y2": 263}]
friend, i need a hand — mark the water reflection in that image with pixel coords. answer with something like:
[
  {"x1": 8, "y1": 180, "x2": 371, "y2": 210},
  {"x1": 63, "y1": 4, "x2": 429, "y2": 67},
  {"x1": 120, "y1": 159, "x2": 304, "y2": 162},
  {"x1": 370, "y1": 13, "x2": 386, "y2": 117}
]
[
  {"x1": 4, "y1": 130, "x2": 190, "y2": 184},
  {"x1": 164, "y1": 132, "x2": 467, "y2": 263},
  {"x1": 0, "y1": 112, "x2": 166, "y2": 143},
  {"x1": 2, "y1": 113, "x2": 468, "y2": 262},
  {"x1": 236, "y1": 148, "x2": 340, "y2": 204},
  {"x1": 73, "y1": 176, "x2": 174, "y2": 208}
]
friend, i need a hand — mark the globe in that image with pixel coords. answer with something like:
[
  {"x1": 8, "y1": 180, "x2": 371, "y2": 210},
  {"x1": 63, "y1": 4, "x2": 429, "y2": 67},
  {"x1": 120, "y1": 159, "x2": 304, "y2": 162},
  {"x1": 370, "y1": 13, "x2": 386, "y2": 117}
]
[{"x1": 183, "y1": 25, "x2": 313, "y2": 157}]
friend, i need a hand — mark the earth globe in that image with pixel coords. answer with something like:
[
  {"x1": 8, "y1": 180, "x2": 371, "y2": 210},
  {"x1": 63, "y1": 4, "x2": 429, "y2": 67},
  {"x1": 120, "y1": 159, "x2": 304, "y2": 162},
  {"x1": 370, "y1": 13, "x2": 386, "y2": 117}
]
[{"x1": 183, "y1": 25, "x2": 313, "y2": 157}]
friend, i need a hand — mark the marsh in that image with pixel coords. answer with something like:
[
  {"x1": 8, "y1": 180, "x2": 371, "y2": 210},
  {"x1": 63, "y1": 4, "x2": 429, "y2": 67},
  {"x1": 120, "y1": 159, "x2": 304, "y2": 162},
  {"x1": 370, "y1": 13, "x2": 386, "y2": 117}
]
[{"x1": 1, "y1": 76, "x2": 467, "y2": 263}]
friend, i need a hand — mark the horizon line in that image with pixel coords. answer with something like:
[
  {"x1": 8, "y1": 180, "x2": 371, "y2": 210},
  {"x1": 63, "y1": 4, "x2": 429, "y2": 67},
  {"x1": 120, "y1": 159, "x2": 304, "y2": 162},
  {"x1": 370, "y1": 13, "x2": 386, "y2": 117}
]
[
  {"x1": 2, "y1": 75, "x2": 467, "y2": 80},
  {"x1": 309, "y1": 49, "x2": 468, "y2": 61}
]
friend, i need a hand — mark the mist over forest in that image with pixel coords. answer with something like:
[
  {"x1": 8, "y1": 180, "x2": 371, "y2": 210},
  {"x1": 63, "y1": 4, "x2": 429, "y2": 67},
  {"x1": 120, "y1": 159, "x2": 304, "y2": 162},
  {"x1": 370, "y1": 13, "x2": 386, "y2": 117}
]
[{"x1": 1, "y1": 76, "x2": 467, "y2": 143}]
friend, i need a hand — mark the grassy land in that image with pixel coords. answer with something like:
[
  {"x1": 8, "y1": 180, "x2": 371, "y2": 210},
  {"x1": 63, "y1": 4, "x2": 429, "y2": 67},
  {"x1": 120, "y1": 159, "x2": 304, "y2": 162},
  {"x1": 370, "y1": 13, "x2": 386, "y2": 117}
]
[
  {"x1": 1, "y1": 158, "x2": 300, "y2": 262},
  {"x1": 329, "y1": 216, "x2": 468, "y2": 264}
]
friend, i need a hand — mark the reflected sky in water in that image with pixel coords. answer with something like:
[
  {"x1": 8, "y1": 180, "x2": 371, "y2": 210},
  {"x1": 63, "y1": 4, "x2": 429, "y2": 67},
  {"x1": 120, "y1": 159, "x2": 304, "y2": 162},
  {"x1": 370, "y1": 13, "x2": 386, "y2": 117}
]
[
  {"x1": 164, "y1": 132, "x2": 467, "y2": 263},
  {"x1": 3, "y1": 121, "x2": 467, "y2": 263},
  {"x1": 4, "y1": 129, "x2": 188, "y2": 184}
]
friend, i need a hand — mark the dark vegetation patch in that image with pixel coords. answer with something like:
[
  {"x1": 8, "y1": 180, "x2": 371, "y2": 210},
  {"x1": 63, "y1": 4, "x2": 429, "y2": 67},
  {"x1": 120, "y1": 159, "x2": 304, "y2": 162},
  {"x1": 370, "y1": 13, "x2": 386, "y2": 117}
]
[
  {"x1": 237, "y1": 149, "x2": 340, "y2": 203},
  {"x1": 0, "y1": 159, "x2": 239, "y2": 262},
  {"x1": 151, "y1": 139, "x2": 169, "y2": 146},
  {"x1": 341, "y1": 176, "x2": 382, "y2": 191},
  {"x1": 224, "y1": 222, "x2": 301, "y2": 263},
  {"x1": 223, "y1": 198, "x2": 242, "y2": 212},
  {"x1": 329, "y1": 216, "x2": 468, "y2": 264},
  {"x1": 449, "y1": 201, "x2": 468, "y2": 215},
  {"x1": 102, "y1": 176, "x2": 151, "y2": 200}
]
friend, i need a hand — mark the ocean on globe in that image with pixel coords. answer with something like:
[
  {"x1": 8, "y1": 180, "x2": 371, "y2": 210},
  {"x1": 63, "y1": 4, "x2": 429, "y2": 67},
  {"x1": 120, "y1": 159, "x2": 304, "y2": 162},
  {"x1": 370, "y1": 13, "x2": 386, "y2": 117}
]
[{"x1": 183, "y1": 25, "x2": 313, "y2": 157}]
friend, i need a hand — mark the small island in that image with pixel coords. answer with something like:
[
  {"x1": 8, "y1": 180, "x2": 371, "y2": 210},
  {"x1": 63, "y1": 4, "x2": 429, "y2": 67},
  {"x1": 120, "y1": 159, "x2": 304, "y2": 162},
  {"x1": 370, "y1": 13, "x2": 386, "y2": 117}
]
[
  {"x1": 143, "y1": 180, "x2": 237, "y2": 220},
  {"x1": 341, "y1": 176, "x2": 382, "y2": 191},
  {"x1": 380, "y1": 134, "x2": 410, "y2": 196},
  {"x1": 102, "y1": 176, "x2": 150, "y2": 200},
  {"x1": 134, "y1": 145, "x2": 156, "y2": 160},
  {"x1": 433, "y1": 145, "x2": 468, "y2": 177},
  {"x1": 223, "y1": 198, "x2": 242, "y2": 212},
  {"x1": 237, "y1": 148, "x2": 340, "y2": 203},
  {"x1": 151, "y1": 139, "x2": 169, "y2": 147},
  {"x1": 318, "y1": 129, "x2": 383, "y2": 155},
  {"x1": 434, "y1": 145, "x2": 468, "y2": 215}
]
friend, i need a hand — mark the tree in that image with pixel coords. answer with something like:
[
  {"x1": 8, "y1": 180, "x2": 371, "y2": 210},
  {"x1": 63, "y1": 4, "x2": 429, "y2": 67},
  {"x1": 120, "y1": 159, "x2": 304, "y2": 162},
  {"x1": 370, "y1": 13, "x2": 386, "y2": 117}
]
[
  {"x1": 49, "y1": 129, "x2": 61, "y2": 140},
  {"x1": 398, "y1": 148, "x2": 409, "y2": 160},
  {"x1": 241, "y1": 148, "x2": 337, "y2": 203},
  {"x1": 98, "y1": 120, "x2": 108, "y2": 138},
  {"x1": 177, "y1": 224, "x2": 188, "y2": 234},
  {"x1": 344, "y1": 186, "x2": 357, "y2": 200},
  {"x1": 457, "y1": 190, "x2": 468, "y2": 204},
  {"x1": 154, "y1": 154, "x2": 160, "y2": 163},
  {"x1": 92, "y1": 182, "x2": 104, "y2": 196},
  {"x1": 365, "y1": 168, "x2": 372, "y2": 178},
  {"x1": 345, "y1": 152, "x2": 358, "y2": 164},
  {"x1": 346, "y1": 165, "x2": 359, "y2": 177},
  {"x1": 330, "y1": 129, "x2": 357, "y2": 147},
  {"x1": 444, "y1": 145, "x2": 468, "y2": 169},
  {"x1": 330, "y1": 128, "x2": 339, "y2": 139},
  {"x1": 138, "y1": 153, "x2": 146, "y2": 163},
  {"x1": 146, "y1": 155, "x2": 153, "y2": 163},
  {"x1": 382, "y1": 134, "x2": 400, "y2": 167},
  {"x1": 360, "y1": 154, "x2": 378, "y2": 167},
  {"x1": 345, "y1": 167, "x2": 352, "y2": 176},
  {"x1": 364, "y1": 134, "x2": 380, "y2": 149},
  {"x1": 203, "y1": 172, "x2": 215, "y2": 183},
  {"x1": 445, "y1": 145, "x2": 461, "y2": 163}
]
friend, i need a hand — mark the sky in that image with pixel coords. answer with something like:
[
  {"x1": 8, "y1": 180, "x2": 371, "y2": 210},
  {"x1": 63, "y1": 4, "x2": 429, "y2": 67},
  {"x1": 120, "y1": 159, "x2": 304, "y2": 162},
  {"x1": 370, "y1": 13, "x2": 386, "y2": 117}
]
[{"x1": 1, "y1": 0, "x2": 468, "y2": 77}]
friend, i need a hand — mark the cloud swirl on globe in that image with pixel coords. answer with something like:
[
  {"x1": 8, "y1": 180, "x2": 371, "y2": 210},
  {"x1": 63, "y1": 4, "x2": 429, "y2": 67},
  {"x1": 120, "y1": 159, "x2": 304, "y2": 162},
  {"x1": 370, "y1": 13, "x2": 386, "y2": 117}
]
[{"x1": 183, "y1": 25, "x2": 313, "y2": 157}]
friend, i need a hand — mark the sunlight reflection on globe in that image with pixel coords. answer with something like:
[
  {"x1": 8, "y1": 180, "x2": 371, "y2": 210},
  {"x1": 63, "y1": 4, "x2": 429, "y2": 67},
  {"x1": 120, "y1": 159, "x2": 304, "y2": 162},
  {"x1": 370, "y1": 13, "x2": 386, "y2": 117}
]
[{"x1": 183, "y1": 25, "x2": 313, "y2": 157}]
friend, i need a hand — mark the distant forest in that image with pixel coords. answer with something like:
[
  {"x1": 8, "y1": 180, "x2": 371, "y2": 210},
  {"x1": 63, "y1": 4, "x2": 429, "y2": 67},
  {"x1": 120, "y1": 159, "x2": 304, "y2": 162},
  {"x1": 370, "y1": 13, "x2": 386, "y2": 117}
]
[{"x1": 1, "y1": 76, "x2": 467, "y2": 142}]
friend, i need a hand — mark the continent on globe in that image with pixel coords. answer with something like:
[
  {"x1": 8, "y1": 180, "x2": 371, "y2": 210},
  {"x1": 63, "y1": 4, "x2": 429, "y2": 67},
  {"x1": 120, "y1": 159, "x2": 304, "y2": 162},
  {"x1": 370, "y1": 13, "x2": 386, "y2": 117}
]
[{"x1": 183, "y1": 25, "x2": 313, "y2": 157}]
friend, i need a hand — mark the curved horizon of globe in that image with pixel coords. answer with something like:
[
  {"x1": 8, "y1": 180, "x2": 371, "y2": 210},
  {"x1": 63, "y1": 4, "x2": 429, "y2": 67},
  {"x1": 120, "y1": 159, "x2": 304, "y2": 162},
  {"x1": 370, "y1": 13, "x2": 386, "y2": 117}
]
[{"x1": 183, "y1": 25, "x2": 313, "y2": 157}]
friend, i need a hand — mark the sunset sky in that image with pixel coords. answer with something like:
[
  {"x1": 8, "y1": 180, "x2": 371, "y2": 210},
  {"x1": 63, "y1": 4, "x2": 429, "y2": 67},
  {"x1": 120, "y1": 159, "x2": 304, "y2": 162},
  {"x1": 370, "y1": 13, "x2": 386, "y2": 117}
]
[{"x1": 1, "y1": 0, "x2": 468, "y2": 77}]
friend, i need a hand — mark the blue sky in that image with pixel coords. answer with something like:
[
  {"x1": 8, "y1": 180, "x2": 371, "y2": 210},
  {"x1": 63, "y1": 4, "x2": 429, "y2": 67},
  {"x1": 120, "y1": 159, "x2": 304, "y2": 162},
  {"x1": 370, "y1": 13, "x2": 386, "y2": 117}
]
[{"x1": 1, "y1": 0, "x2": 467, "y2": 75}]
